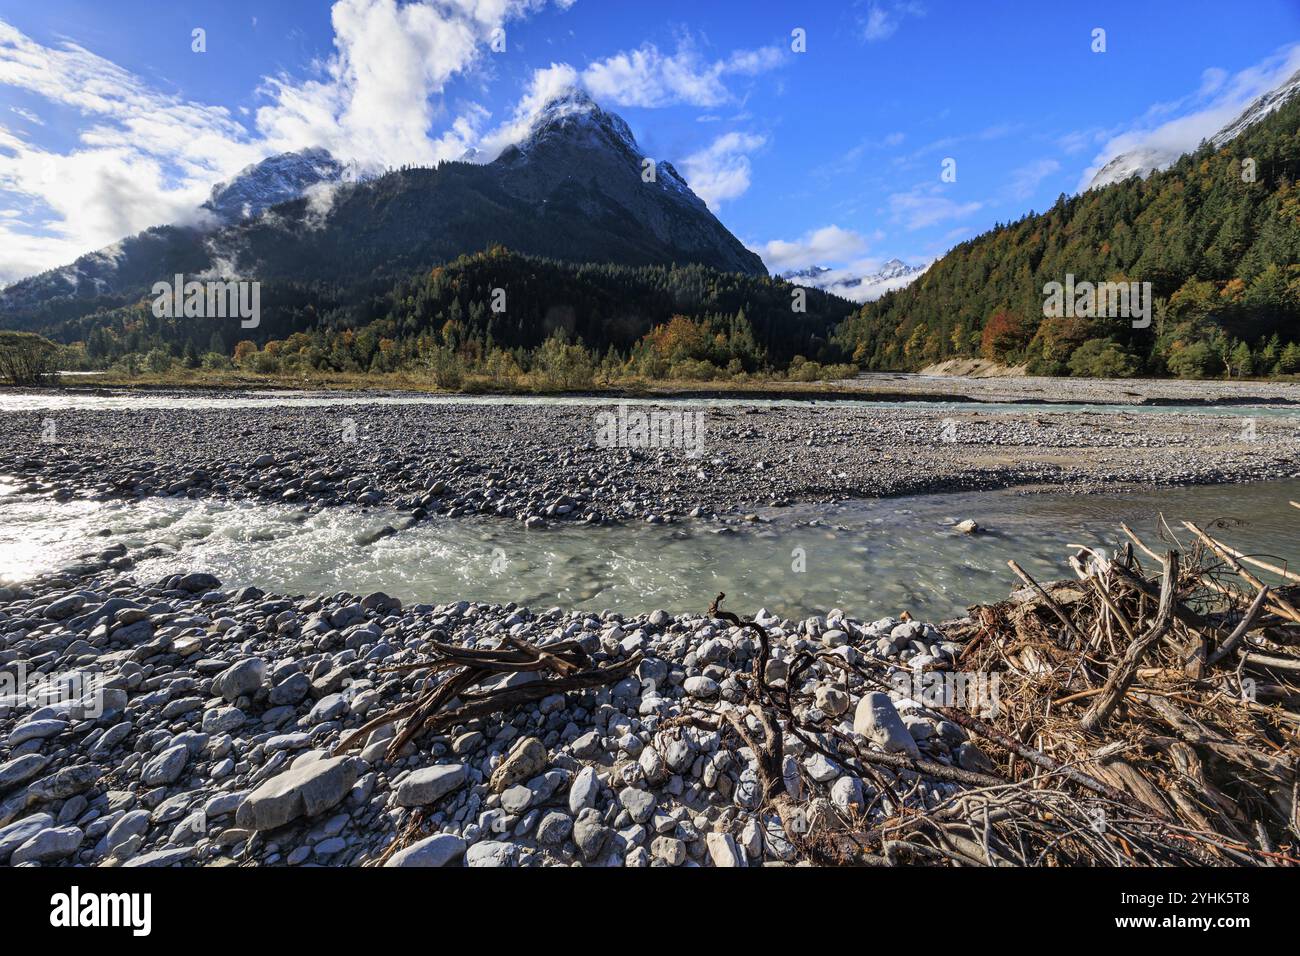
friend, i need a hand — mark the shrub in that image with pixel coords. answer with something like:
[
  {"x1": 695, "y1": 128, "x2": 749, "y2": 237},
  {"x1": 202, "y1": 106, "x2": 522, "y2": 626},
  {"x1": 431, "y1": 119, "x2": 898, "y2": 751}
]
[
  {"x1": 668, "y1": 358, "x2": 718, "y2": 380},
  {"x1": 1165, "y1": 341, "x2": 1222, "y2": 379},
  {"x1": 535, "y1": 333, "x2": 595, "y2": 390},
  {"x1": 201, "y1": 351, "x2": 231, "y2": 370},
  {"x1": 426, "y1": 345, "x2": 464, "y2": 389},
  {"x1": 144, "y1": 348, "x2": 173, "y2": 374},
  {"x1": 0, "y1": 331, "x2": 59, "y2": 386},
  {"x1": 1067, "y1": 339, "x2": 1140, "y2": 378}
]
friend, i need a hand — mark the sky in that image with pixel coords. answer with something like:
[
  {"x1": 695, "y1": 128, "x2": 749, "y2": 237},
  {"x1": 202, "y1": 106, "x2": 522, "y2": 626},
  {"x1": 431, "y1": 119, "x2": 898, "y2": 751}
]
[{"x1": 2, "y1": 0, "x2": 1300, "y2": 288}]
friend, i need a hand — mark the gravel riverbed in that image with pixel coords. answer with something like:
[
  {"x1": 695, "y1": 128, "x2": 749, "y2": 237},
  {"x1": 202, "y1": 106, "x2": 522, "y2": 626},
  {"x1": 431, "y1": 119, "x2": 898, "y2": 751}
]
[
  {"x1": 1, "y1": 391, "x2": 1297, "y2": 868},
  {"x1": 4, "y1": 399, "x2": 1298, "y2": 525},
  {"x1": 0, "y1": 555, "x2": 993, "y2": 868}
]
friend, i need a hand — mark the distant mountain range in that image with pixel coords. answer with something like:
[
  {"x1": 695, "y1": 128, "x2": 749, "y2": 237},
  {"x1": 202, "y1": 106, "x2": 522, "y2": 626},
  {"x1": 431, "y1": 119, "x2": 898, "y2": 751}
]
[
  {"x1": 1088, "y1": 67, "x2": 1300, "y2": 190},
  {"x1": 0, "y1": 88, "x2": 764, "y2": 318},
  {"x1": 780, "y1": 258, "x2": 928, "y2": 303}
]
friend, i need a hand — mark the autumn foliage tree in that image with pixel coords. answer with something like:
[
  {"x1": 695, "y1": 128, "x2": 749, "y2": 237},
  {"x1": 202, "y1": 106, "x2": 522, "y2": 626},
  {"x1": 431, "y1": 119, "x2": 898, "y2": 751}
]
[{"x1": 980, "y1": 310, "x2": 1030, "y2": 362}]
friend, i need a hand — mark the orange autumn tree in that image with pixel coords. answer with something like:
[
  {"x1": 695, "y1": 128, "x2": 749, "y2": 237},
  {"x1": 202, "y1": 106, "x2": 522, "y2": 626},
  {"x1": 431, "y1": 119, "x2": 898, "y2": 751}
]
[
  {"x1": 980, "y1": 310, "x2": 1031, "y2": 363},
  {"x1": 640, "y1": 315, "x2": 713, "y2": 364}
]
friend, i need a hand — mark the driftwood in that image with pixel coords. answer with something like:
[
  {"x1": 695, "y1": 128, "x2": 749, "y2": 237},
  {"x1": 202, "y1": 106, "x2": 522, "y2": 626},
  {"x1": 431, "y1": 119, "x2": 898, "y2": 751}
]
[
  {"x1": 946, "y1": 505, "x2": 1300, "y2": 865},
  {"x1": 340, "y1": 635, "x2": 640, "y2": 760},
  {"x1": 1080, "y1": 551, "x2": 1179, "y2": 732}
]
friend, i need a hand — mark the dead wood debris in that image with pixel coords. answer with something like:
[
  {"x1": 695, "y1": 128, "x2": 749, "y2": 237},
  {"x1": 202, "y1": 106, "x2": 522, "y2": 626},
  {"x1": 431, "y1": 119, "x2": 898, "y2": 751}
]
[
  {"x1": 349, "y1": 507, "x2": 1298, "y2": 867},
  {"x1": 667, "y1": 510, "x2": 1300, "y2": 866},
  {"x1": 340, "y1": 635, "x2": 641, "y2": 761}
]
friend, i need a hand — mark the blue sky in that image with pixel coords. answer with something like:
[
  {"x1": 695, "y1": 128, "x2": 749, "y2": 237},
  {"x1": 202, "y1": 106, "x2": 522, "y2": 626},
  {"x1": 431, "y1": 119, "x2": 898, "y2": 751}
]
[{"x1": 2, "y1": 0, "x2": 1299, "y2": 287}]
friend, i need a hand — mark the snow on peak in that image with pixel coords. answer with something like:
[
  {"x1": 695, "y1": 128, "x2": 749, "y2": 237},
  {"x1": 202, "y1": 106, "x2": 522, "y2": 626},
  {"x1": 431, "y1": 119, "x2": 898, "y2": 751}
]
[
  {"x1": 1087, "y1": 67, "x2": 1300, "y2": 192},
  {"x1": 204, "y1": 147, "x2": 350, "y2": 223},
  {"x1": 516, "y1": 86, "x2": 641, "y2": 158},
  {"x1": 781, "y1": 259, "x2": 928, "y2": 303}
]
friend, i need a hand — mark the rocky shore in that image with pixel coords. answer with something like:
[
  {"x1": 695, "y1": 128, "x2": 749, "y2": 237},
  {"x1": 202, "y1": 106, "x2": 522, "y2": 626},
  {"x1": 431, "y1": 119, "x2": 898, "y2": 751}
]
[
  {"x1": 847, "y1": 370, "x2": 1300, "y2": 406},
  {"x1": 0, "y1": 557, "x2": 991, "y2": 868},
  {"x1": 4, "y1": 398, "x2": 1297, "y2": 525},
  {"x1": 2, "y1": 390, "x2": 1296, "y2": 868}
]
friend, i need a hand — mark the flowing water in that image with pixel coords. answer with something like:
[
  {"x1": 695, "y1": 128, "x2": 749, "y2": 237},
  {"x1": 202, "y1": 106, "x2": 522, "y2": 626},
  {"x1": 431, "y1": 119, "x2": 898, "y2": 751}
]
[
  {"x1": 3, "y1": 388, "x2": 1300, "y2": 420},
  {"x1": 2, "y1": 479, "x2": 1297, "y2": 621}
]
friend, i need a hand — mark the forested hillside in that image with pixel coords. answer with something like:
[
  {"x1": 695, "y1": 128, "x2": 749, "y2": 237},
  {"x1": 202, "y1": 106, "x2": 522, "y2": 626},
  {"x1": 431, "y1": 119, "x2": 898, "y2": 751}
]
[
  {"x1": 38, "y1": 248, "x2": 855, "y2": 383},
  {"x1": 835, "y1": 93, "x2": 1300, "y2": 378}
]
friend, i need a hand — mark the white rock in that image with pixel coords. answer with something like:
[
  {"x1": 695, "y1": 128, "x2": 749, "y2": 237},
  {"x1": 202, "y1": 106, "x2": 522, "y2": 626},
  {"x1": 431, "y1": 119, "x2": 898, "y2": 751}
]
[
  {"x1": 705, "y1": 831, "x2": 743, "y2": 867},
  {"x1": 384, "y1": 834, "x2": 467, "y2": 867},
  {"x1": 852, "y1": 692, "x2": 920, "y2": 757}
]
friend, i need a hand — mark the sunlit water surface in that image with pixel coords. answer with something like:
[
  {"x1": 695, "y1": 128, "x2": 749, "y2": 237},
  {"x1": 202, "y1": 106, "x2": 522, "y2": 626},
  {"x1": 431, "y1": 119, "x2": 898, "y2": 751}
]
[
  {"x1": 2, "y1": 479, "x2": 1297, "y2": 621},
  {"x1": 2, "y1": 388, "x2": 1299, "y2": 421}
]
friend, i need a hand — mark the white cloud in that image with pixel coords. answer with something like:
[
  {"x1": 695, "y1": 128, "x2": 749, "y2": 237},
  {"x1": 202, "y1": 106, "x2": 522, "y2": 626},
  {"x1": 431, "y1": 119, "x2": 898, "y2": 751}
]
[
  {"x1": 1005, "y1": 158, "x2": 1060, "y2": 201},
  {"x1": 0, "y1": 19, "x2": 269, "y2": 284},
  {"x1": 888, "y1": 187, "x2": 982, "y2": 230},
  {"x1": 1199, "y1": 66, "x2": 1228, "y2": 97},
  {"x1": 254, "y1": 0, "x2": 560, "y2": 169},
  {"x1": 679, "y1": 131, "x2": 766, "y2": 210},
  {"x1": 1078, "y1": 42, "x2": 1300, "y2": 191},
  {"x1": 0, "y1": 1, "x2": 566, "y2": 284},
  {"x1": 753, "y1": 225, "x2": 870, "y2": 273},
  {"x1": 581, "y1": 35, "x2": 784, "y2": 108},
  {"x1": 861, "y1": 2, "x2": 925, "y2": 42},
  {"x1": 476, "y1": 62, "x2": 579, "y2": 159},
  {"x1": 8, "y1": 105, "x2": 41, "y2": 125}
]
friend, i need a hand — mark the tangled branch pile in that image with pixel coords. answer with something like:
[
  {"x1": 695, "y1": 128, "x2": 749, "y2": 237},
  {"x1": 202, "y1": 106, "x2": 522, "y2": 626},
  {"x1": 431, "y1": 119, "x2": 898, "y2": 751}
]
[
  {"x1": 720, "y1": 503, "x2": 1300, "y2": 866},
  {"x1": 935, "y1": 508, "x2": 1300, "y2": 864}
]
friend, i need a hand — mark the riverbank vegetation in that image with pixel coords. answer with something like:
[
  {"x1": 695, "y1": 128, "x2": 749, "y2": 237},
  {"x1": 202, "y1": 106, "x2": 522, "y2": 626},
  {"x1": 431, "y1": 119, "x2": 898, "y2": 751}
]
[{"x1": 7, "y1": 249, "x2": 858, "y2": 387}]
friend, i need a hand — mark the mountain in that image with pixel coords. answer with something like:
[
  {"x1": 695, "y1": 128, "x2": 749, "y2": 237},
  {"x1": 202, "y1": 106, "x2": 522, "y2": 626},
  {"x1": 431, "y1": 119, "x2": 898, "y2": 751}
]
[
  {"x1": 781, "y1": 258, "x2": 928, "y2": 303},
  {"x1": 835, "y1": 88, "x2": 1300, "y2": 378},
  {"x1": 0, "y1": 88, "x2": 765, "y2": 321},
  {"x1": 202, "y1": 147, "x2": 351, "y2": 223},
  {"x1": 1086, "y1": 146, "x2": 1179, "y2": 191},
  {"x1": 1088, "y1": 67, "x2": 1300, "y2": 190},
  {"x1": 0, "y1": 149, "x2": 347, "y2": 314}
]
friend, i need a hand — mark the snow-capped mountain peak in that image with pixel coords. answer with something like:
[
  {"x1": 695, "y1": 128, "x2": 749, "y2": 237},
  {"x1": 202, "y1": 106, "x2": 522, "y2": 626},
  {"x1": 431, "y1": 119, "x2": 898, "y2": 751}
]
[
  {"x1": 1210, "y1": 67, "x2": 1300, "y2": 147},
  {"x1": 512, "y1": 86, "x2": 641, "y2": 159},
  {"x1": 203, "y1": 147, "x2": 352, "y2": 223},
  {"x1": 496, "y1": 86, "x2": 700, "y2": 205},
  {"x1": 780, "y1": 259, "x2": 928, "y2": 303},
  {"x1": 1087, "y1": 67, "x2": 1300, "y2": 191}
]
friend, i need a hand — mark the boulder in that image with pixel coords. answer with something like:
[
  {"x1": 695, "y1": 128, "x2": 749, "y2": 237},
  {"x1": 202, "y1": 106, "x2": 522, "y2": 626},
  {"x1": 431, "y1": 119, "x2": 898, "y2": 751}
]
[
  {"x1": 852, "y1": 692, "x2": 920, "y2": 757},
  {"x1": 395, "y1": 764, "x2": 467, "y2": 807},
  {"x1": 236, "y1": 755, "x2": 359, "y2": 831}
]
